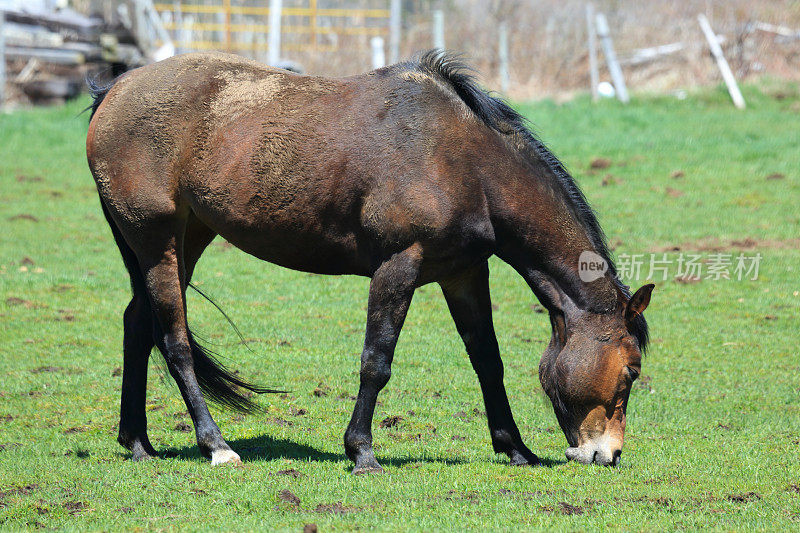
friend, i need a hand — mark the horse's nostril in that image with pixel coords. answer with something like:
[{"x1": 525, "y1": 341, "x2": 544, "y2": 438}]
[{"x1": 612, "y1": 449, "x2": 622, "y2": 466}]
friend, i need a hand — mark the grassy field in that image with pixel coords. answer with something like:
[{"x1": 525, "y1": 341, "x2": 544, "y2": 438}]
[{"x1": 1, "y1": 82, "x2": 799, "y2": 531}]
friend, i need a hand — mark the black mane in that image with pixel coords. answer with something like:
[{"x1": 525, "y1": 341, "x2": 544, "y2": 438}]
[{"x1": 412, "y1": 50, "x2": 649, "y2": 353}]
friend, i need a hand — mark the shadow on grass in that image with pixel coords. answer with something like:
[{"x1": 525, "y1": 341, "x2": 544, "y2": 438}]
[{"x1": 158, "y1": 434, "x2": 566, "y2": 469}]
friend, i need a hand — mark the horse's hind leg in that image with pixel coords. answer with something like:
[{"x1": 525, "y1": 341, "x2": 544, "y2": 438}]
[
  {"x1": 136, "y1": 218, "x2": 239, "y2": 465},
  {"x1": 118, "y1": 293, "x2": 158, "y2": 460},
  {"x1": 344, "y1": 244, "x2": 422, "y2": 474},
  {"x1": 439, "y1": 262, "x2": 540, "y2": 466}
]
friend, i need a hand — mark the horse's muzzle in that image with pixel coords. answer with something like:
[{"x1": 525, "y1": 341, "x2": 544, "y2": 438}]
[{"x1": 566, "y1": 445, "x2": 622, "y2": 466}]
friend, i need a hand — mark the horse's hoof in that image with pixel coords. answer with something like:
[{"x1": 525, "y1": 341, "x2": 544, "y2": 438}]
[
  {"x1": 211, "y1": 449, "x2": 242, "y2": 466},
  {"x1": 352, "y1": 464, "x2": 384, "y2": 475},
  {"x1": 510, "y1": 450, "x2": 541, "y2": 466}
]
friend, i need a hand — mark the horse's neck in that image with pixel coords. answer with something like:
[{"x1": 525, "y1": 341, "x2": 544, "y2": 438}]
[{"x1": 489, "y1": 156, "x2": 618, "y2": 314}]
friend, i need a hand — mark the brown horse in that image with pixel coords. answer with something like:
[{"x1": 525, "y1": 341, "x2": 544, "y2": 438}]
[{"x1": 86, "y1": 51, "x2": 652, "y2": 472}]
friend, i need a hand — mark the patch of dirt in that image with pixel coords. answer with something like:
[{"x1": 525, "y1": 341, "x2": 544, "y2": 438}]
[
  {"x1": 290, "y1": 407, "x2": 307, "y2": 416},
  {"x1": 674, "y1": 275, "x2": 702, "y2": 284},
  {"x1": 268, "y1": 417, "x2": 293, "y2": 427},
  {"x1": 63, "y1": 427, "x2": 86, "y2": 435},
  {"x1": 653, "y1": 237, "x2": 800, "y2": 253},
  {"x1": 111, "y1": 367, "x2": 122, "y2": 377},
  {"x1": 314, "y1": 501, "x2": 357, "y2": 514},
  {"x1": 5, "y1": 297, "x2": 36, "y2": 308},
  {"x1": 16, "y1": 175, "x2": 43, "y2": 183},
  {"x1": 665, "y1": 187, "x2": 684, "y2": 198},
  {"x1": 590, "y1": 158, "x2": 612, "y2": 169},
  {"x1": 9, "y1": 214, "x2": 38, "y2": 222},
  {"x1": 0, "y1": 483, "x2": 39, "y2": 502},
  {"x1": 174, "y1": 422, "x2": 192, "y2": 432},
  {"x1": 278, "y1": 489, "x2": 301, "y2": 506},
  {"x1": 20, "y1": 257, "x2": 35, "y2": 266},
  {"x1": 312, "y1": 383, "x2": 330, "y2": 397},
  {"x1": 303, "y1": 524, "x2": 318, "y2": 533},
  {"x1": 276, "y1": 469, "x2": 303, "y2": 478},
  {"x1": 671, "y1": 170, "x2": 685, "y2": 179},
  {"x1": 541, "y1": 502, "x2": 587, "y2": 515},
  {"x1": 765, "y1": 173, "x2": 785, "y2": 180},
  {"x1": 62, "y1": 501, "x2": 87, "y2": 515},
  {"x1": 633, "y1": 375, "x2": 653, "y2": 392},
  {"x1": 31, "y1": 366, "x2": 61, "y2": 374},
  {"x1": 451, "y1": 435, "x2": 466, "y2": 441},
  {"x1": 728, "y1": 492, "x2": 761, "y2": 503},
  {"x1": 380, "y1": 416, "x2": 404, "y2": 428},
  {"x1": 601, "y1": 174, "x2": 622, "y2": 186}
]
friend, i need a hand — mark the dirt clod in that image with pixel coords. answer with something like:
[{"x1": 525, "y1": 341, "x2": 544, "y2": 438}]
[
  {"x1": 728, "y1": 492, "x2": 761, "y2": 503},
  {"x1": 665, "y1": 187, "x2": 684, "y2": 198},
  {"x1": 62, "y1": 501, "x2": 87, "y2": 514},
  {"x1": 380, "y1": 415, "x2": 403, "y2": 428},
  {"x1": 671, "y1": 170, "x2": 685, "y2": 179},
  {"x1": 765, "y1": 173, "x2": 785, "y2": 180},
  {"x1": 278, "y1": 489, "x2": 301, "y2": 506},
  {"x1": 111, "y1": 367, "x2": 122, "y2": 377},
  {"x1": 9, "y1": 214, "x2": 39, "y2": 222},
  {"x1": 63, "y1": 427, "x2": 86, "y2": 435},
  {"x1": 174, "y1": 421, "x2": 192, "y2": 432},
  {"x1": 303, "y1": 524, "x2": 318, "y2": 533},
  {"x1": 590, "y1": 158, "x2": 612, "y2": 169},
  {"x1": 290, "y1": 407, "x2": 307, "y2": 416},
  {"x1": 276, "y1": 468, "x2": 303, "y2": 478}
]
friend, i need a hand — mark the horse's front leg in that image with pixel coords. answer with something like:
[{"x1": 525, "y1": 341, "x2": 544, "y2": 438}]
[
  {"x1": 440, "y1": 262, "x2": 540, "y2": 466},
  {"x1": 344, "y1": 245, "x2": 422, "y2": 474}
]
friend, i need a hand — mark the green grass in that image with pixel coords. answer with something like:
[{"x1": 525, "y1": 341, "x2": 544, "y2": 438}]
[{"x1": 1, "y1": 83, "x2": 799, "y2": 530}]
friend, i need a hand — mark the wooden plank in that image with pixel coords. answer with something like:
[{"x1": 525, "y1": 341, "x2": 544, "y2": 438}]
[
  {"x1": 698, "y1": 14, "x2": 745, "y2": 109},
  {"x1": 586, "y1": 3, "x2": 599, "y2": 101},
  {"x1": 5, "y1": 46, "x2": 86, "y2": 65},
  {"x1": 595, "y1": 12, "x2": 629, "y2": 103}
]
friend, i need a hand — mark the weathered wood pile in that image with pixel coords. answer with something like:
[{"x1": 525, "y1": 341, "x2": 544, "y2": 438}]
[{"x1": 2, "y1": 3, "x2": 152, "y2": 105}]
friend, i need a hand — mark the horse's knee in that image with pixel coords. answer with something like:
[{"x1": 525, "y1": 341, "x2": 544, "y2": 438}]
[{"x1": 360, "y1": 353, "x2": 392, "y2": 389}]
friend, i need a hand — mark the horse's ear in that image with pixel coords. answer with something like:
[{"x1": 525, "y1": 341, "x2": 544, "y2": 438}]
[{"x1": 624, "y1": 284, "x2": 654, "y2": 324}]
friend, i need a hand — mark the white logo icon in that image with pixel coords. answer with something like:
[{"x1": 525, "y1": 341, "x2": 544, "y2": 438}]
[{"x1": 578, "y1": 251, "x2": 608, "y2": 282}]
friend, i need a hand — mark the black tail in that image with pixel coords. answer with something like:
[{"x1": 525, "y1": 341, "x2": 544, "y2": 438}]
[
  {"x1": 86, "y1": 76, "x2": 117, "y2": 120},
  {"x1": 97, "y1": 201, "x2": 276, "y2": 413}
]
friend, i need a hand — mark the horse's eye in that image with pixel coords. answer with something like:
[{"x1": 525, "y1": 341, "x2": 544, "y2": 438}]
[{"x1": 626, "y1": 366, "x2": 640, "y2": 381}]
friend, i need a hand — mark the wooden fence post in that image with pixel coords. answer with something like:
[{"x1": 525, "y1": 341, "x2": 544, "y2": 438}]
[
  {"x1": 371, "y1": 36, "x2": 385, "y2": 69},
  {"x1": 432, "y1": 9, "x2": 444, "y2": 50},
  {"x1": 595, "y1": 12, "x2": 629, "y2": 103},
  {"x1": 698, "y1": 14, "x2": 745, "y2": 109},
  {"x1": 498, "y1": 22, "x2": 509, "y2": 94},
  {"x1": 268, "y1": 0, "x2": 282, "y2": 65},
  {"x1": 586, "y1": 3, "x2": 599, "y2": 101},
  {"x1": 389, "y1": 0, "x2": 401, "y2": 64}
]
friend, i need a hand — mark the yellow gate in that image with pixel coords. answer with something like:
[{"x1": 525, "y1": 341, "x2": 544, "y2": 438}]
[{"x1": 154, "y1": 1, "x2": 390, "y2": 54}]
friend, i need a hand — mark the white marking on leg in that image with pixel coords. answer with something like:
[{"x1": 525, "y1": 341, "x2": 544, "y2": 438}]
[{"x1": 211, "y1": 449, "x2": 242, "y2": 466}]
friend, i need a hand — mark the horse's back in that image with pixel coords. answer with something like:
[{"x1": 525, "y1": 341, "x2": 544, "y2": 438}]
[{"x1": 87, "y1": 53, "x2": 499, "y2": 277}]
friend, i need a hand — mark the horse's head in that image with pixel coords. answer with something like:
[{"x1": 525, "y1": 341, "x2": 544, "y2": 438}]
[{"x1": 539, "y1": 283, "x2": 653, "y2": 466}]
